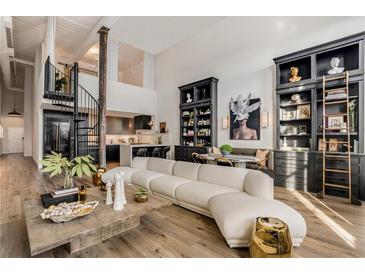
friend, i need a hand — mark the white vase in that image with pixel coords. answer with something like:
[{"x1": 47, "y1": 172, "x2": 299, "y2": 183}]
[
  {"x1": 105, "y1": 181, "x2": 113, "y2": 205},
  {"x1": 113, "y1": 171, "x2": 125, "y2": 211}
]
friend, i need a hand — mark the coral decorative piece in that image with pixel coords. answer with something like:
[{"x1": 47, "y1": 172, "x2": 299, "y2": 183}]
[{"x1": 40, "y1": 201, "x2": 99, "y2": 223}]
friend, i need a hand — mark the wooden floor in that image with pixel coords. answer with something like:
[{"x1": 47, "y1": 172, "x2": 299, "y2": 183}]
[{"x1": 1, "y1": 154, "x2": 364, "y2": 258}]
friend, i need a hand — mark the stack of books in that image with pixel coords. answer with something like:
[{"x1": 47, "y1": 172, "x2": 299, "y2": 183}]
[
  {"x1": 41, "y1": 187, "x2": 80, "y2": 208},
  {"x1": 325, "y1": 89, "x2": 347, "y2": 101},
  {"x1": 51, "y1": 187, "x2": 79, "y2": 198}
]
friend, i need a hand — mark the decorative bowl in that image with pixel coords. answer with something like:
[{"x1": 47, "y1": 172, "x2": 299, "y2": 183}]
[
  {"x1": 135, "y1": 195, "x2": 148, "y2": 203},
  {"x1": 221, "y1": 151, "x2": 231, "y2": 156},
  {"x1": 40, "y1": 200, "x2": 99, "y2": 223}
]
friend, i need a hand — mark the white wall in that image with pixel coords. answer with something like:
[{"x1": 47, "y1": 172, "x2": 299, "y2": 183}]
[
  {"x1": 79, "y1": 73, "x2": 158, "y2": 116},
  {"x1": 155, "y1": 16, "x2": 365, "y2": 149}
]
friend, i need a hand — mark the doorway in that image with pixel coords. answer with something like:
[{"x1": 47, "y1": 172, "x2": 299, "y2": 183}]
[{"x1": 7, "y1": 126, "x2": 24, "y2": 154}]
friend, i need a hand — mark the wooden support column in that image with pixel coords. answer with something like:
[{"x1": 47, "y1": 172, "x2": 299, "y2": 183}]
[{"x1": 97, "y1": 26, "x2": 110, "y2": 168}]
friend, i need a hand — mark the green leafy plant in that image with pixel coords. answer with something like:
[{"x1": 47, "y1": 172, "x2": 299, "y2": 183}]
[
  {"x1": 220, "y1": 144, "x2": 233, "y2": 154},
  {"x1": 135, "y1": 187, "x2": 148, "y2": 198},
  {"x1": 40, "y1": 151, "x2": 97, "y2": 189},
  {"x1": 55, "y1": 73, "x2": 67, "y2": 91}
]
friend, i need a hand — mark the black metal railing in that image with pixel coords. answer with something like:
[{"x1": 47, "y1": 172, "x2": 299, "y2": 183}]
[{"x1": 44, "y1": 56, "x2": 101, "y2": 162}]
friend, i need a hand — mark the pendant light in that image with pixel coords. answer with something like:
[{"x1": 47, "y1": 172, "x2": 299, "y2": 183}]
[{"x1": 8, "y1": 93, "x2": 21, "y2": 117}]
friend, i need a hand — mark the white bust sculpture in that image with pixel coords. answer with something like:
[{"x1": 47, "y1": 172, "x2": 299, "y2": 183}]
[
  {"x1": 186, "y1": 93, "x2": 192, "y2": 103},
  {"x1": 328, "y1": 57, "x2": 344, "y2": 74}
]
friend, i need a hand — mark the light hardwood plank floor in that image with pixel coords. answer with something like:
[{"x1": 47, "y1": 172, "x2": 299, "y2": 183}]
[{"x1": 0, "y1": 154, "x2": 364, "y2": 258}]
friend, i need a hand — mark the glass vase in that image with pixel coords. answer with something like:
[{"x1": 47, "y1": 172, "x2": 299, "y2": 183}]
[{"x1": 64, "y1": 174, "x2": 74, "y2": 189}]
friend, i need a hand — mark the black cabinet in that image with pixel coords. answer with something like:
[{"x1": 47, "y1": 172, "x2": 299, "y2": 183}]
[
  {"x1": 174, "y1": 145, "x2": 208, "y2": 162},
  {"x1": 273, "y1": 32, "x2": 365, "y2": 201},
  {"x1": 274, "y1": 150, "x2": 365, "y2": 200},
  {"x1": 106, "y1": 145, "x2": 120, "y2": 162},
  {"x1": 134, "y1": 115, "x2": 152, "y2": 130},
  {"x1": 179, "y1": 77, "x2": 218, "y2": 147}
]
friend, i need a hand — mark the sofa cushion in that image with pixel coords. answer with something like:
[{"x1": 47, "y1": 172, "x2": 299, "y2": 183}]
[
  {"x1": 132, "y1": 157, "x2": 149, "y2": 170},
  {"x1": 101, "y1": 167, "x2": 138, "y2": 185},
  {"x1": 208, "y1": 192, "x2": 307, "y2": 247},
  {"x1": 198, "y1": 164, "x2": 249, "y2": 191},
  {"x1": 244, "y1": 170, "x2": 274, "y2": 199},
  {"x1": 150, "y1": 175, "x2": 192, "y2": 199},
  {"x1": 173, "y1": 161, "x2": 201, "y2": 181},
  {"x1": 147, "y1": 158, "x2": 175, "y2": 175},
  {"x1": 131, "y1": 170, "x2": 165, "y2": 189},
  {"x1": 175, "y1": 181, "x2": 239, "y2": 210}
]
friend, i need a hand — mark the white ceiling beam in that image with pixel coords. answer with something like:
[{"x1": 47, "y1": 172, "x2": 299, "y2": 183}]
[
  {"x1": 9, "y1": 57, "x2": 34, "y2": 66},
  {"x1": 70, "y1": 16, "x2": 121, "y2": 62},
  {"x1": 7, "y1": 86, "x2": 24, "y2": 93}
]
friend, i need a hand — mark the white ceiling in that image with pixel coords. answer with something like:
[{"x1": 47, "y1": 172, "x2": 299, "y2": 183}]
[
  {"x1": 56, "y1": 16, "x2": 101, "y2": 63},
  {"x1": 110, "y1": 17, "x2": 225, "y2": 54},
  {"x1": 12, "y1": 16, "x2": 46, "y2": 61}
]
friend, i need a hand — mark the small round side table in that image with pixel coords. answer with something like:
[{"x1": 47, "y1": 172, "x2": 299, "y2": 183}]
[{"x1": 249, "y1": 217, "x2": 293, "y2": 258}]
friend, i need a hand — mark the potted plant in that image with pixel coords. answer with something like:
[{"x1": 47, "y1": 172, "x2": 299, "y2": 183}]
[
  {"x1": 40, "y1": 152, "x2": 98, "y2": 189},
  {"x1": 135, "y1": 187, "x2": 149, "y2": 203},
  {"x1": 220, "y1": 144, "x2": 233, "y2": 155},
  {"x1": 55, "y1": 72, "x2": 67, "y2": 92}
]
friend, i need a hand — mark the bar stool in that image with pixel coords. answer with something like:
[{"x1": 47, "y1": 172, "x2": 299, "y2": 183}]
[
  {"x1": 136, "y1": 148, "x2": 148, "y2": 157},
  {"x1": 151, "y1": 147, "x2": 163, "y2": 158},
  {"x1": 161, "y1": 146, "x2": 171, "y2": 159}
]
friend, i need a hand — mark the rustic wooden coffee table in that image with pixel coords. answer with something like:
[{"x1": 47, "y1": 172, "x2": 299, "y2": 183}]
[{"x1": 23, "y1": 185, "x2": 171, "y2": 256}]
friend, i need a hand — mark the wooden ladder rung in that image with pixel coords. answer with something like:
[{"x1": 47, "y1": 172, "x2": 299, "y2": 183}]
[
  {"x1": 324, "y1": 155, "x2": 350, "y2": 159},
  {"x1": 323, "y1": 113, "x2": 347, "y2": 117},
  {"x1": 323, "y1": 75, "x2": 347, "y2": 81},
  {"x1": 324, "y1": 141, "x2": 349, "y2": 144},
  {"x1": 324, "y1": 168, "x2": 350, "y2": 173},
  {"x1": 323, "y1": 127, "x2": 348, "y2": 131},
  {"x1": 324, "y1": 100, "x2": 347, "y2": 105},
  {"x1": 324, "y1": 87, "x2": 348, "y2": 93},
  {"x1": 324, "y1": 183, "x2": 350, "y2": 189}
]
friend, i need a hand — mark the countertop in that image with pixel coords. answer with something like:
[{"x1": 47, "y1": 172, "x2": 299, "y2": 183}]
[{"x1": 119, "y1": 144, "x2": 168, "y2": 147}]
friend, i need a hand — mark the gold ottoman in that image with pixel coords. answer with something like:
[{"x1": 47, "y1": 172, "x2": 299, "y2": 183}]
[{"x1": 249, "y1": 217, "x2": 293, "y2": 258}]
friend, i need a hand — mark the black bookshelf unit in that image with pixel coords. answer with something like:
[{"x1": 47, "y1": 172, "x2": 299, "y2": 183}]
[
  {"x1": 273, "y1": 32, "x2": 365, "y2": 200},
  {"x1": 175, "y1": 77, "x2": 218, "y2": 162}
]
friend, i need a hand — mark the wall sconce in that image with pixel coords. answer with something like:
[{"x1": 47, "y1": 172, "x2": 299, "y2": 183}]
[
  {"x1": 222, "y1": 116, "x2": 230, "y2": 129},
  {"x1": 0, "y1": 125, "x2": 3, "y2": 138},
  {"x1": 261, "y1": 111, "x2": 269, "y2": 128}
]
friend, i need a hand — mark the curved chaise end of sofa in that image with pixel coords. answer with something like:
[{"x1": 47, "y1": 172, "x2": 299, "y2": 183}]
[{"x1": 244, "y1": 170, "x2": 274, "y2": 200}]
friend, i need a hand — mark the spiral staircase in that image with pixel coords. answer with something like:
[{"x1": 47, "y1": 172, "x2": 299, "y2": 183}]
[{"x1": 43, "y1": 56, "x2": 100, "y2": 162}]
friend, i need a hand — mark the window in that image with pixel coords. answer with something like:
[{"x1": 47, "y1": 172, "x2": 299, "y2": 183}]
[{"x1": 118, "y1": 44, "x2": 144, "y2": 87}]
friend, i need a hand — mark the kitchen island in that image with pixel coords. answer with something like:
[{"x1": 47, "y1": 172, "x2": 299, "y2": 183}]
[{"x1": 119, "y1": 144, "x2": 169, "y2": 167}]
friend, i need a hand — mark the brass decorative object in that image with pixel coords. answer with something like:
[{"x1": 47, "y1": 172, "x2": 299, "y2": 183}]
[
  {"x1": 92, "y1": 167, "x2": 107, "y2": 189},
  {"x1": 135, "y1": 187, "x2": 148, "y2": 203},
  {"x1": 289, "y1": 67, "x2": 302, "y2": 83},
  {"x1": 249, "y1": 217, "x2": 293, "y2": 258}
]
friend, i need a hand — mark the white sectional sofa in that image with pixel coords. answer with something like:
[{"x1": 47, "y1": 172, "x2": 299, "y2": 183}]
[{"x1": 101, "y1": 157, "x2": 307, "y2": 248}]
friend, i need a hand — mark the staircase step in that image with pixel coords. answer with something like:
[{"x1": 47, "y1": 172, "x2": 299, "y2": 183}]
[
  {"x1": 74, "y1": 118, "x2": 86, "y2": 122},
  {"x1": 77, "y1": 127, "x2": 95, "y2": 130},
  {"x1": 52, "y1": 103, "x2": 73, "y2": 109},
  {"x1": 44, "y1": 91, "x2": 74, "y2": 101}
]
